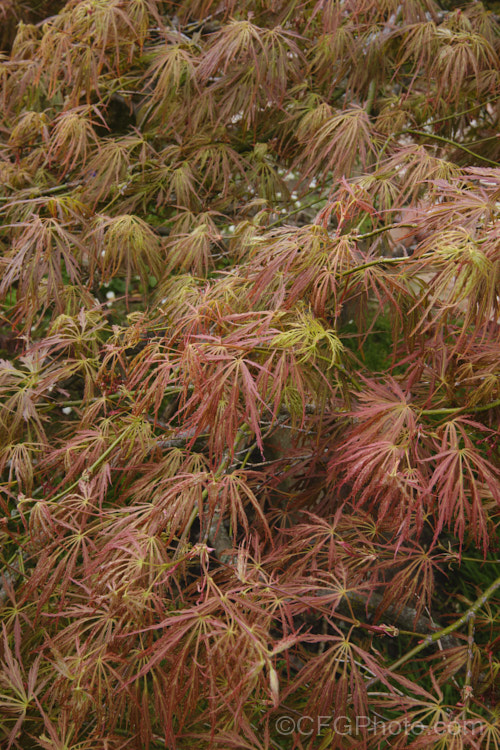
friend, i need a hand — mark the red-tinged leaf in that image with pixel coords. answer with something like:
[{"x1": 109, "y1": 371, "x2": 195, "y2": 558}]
[{"x1": 421, "y1": 418, "x2": 500, "y2": 549}]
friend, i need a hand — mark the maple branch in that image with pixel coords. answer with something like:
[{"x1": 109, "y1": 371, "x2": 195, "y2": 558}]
[
  {"x1": 369, "y1": 574, "x2": 500, "y2": 683},
  {"x1": 365, "y1": 79, "x2": 377, "y2": 116},
  {"x1": 266, "y1": 196, "x2": 326, "y2": 230},
  {"x1": 355, "y1": 222, "x2": 418, "y2": 241},
  {"x1": 39, "y1": 386, "x2": 187, "y2": 413},
  {"x1": 0, "y1": 180, "x2": 82, "y2": 202},
  {"x1": 173, "y1": 425, "x2": 250, "y2": 560},
  {"x1": 422, "y1": 93, "x2": 500, "y2": 127},
  {"x1": 420, "y1": 397, "x2": 500, "y2": 416},
  {"x1": 405, "y1": 129, "x2": 500, "y2": 167},
  {"x1": 339, "y1": 590, "x2": 457, "y2": 648},
  {"x1": 461, "y1": 614, "x2": 475, "y2": 714},
  {"x1": 340, "y1": 249, "x2": 417, "y2": 278},
  {"x1": 376, "y1": 94, "x2": 500, "y2": 165},
  {"x1": 48, "y1": 423, "x2": 135, "y2": 502}
]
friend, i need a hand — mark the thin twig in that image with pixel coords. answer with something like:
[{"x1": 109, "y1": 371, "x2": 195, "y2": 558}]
[
  {"x1": 405, "y1": 129, "x2": 500, "y2": 167},
  {"x1": 173, "y1": 425, "x2": 250, "y2": 560},
  {"x1": 420, "y1": 397, "x2": 500, "y2": 416},
  {"x1": 367, "y1": 574, "x2": 500, "y2": 686}
]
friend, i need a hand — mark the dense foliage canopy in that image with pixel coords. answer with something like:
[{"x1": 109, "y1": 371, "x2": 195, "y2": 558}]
[{"x1": 0, "y1": 0, "x2": 499, "y2": 748}]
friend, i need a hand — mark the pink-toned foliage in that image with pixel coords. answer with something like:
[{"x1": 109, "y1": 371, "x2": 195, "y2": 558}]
[{"x1": 0, "y1": 1, "x2": 499, "y2": 748}]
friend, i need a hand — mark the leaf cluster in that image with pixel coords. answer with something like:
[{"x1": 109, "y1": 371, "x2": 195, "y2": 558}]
[{"x1": 0, "y1": 1, "x2": 499, "y2": 748}]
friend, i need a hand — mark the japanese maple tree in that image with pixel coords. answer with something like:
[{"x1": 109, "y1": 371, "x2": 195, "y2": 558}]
[{"x1": 0, "y1": 0, "x2": 499, "y2": 748}]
